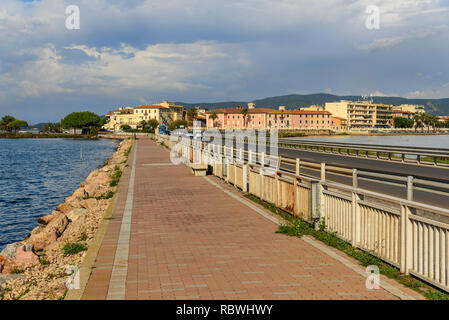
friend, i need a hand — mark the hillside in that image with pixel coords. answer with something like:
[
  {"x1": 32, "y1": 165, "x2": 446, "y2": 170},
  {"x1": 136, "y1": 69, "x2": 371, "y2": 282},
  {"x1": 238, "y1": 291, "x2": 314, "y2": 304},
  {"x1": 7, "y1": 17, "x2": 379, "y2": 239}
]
[{"x1": 176, "y1": 94, "x2": 449, "y2": 115}]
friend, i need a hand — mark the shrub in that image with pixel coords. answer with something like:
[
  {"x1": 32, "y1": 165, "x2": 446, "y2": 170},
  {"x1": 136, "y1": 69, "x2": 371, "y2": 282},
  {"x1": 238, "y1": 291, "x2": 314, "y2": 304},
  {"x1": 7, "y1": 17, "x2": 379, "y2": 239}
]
[
  {"x1": 11, "y1": 269, "x2": 25, "y2": 274},
  {"x1": 62, "y1": 242, "x2": 87, "y2": 255}
]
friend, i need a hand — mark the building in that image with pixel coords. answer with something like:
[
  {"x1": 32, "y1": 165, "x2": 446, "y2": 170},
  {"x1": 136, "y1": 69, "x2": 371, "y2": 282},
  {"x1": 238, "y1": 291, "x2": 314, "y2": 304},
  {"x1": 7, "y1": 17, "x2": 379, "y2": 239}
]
[
  {"x1": 393, "y1": 104, "x2": 425, "y2": 114},
  {"x1": 331, "y1": 117, "x2": 348, "y2": 131},
  {"x1": 104, "y1": 101, "x2": 185, "y2": 130},
  {"x1": 392, "y1": 110, "x2": 414, "y2": 119},
  {"x1": 206, "y1": 106, "x2": 334, "y2": 130},
  {"x1": 324, "y1": 100, "x2": 352, "y2": 119},
  {"x1": 301, "y1": 105, "x2": 325, "y2": 111},
  {"x1": 158, "y1": 101, "x2": 184, "y2": 121},
  {"x1": 325, "y1": 100, "x2": 393, "y2": 129},
  {"x1": 104, "y1": 107, "x2": 137, "y2": 130},
  {"x1": 134, "y1": 105, "x2": 171, "y2": 126}
]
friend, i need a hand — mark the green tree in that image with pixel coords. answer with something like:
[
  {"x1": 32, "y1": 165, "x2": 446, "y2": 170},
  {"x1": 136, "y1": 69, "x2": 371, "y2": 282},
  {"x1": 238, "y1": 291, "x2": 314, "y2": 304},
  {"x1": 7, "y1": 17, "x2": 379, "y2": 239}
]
[
  {"x1": 140, "y1": 120, "x2": 147, "y2": 130},
  {"x1": 170, "y1": 119, "x2": 187, "y2": 130},
  {"x1": 393, "y1": 117, "x2": 414, "y2": 128},
  {"x1": 120, "y1": 124, "x2": 132, "y2": 132},
  {"x1": 187, "y1": 108, "x2": 198, "y2": 126},
  {"x1": 61, "y1": 111, "x2": 100, "y2": 134},
  {"x1": 147, "y1": 119, "x2": 159, "y2": 130},
  {"x1": 1, "y1": 115, "x2": 16, "y2": 132},
  {"x1": 8, "y1": 120, "x2": 28, "y2": 132}
]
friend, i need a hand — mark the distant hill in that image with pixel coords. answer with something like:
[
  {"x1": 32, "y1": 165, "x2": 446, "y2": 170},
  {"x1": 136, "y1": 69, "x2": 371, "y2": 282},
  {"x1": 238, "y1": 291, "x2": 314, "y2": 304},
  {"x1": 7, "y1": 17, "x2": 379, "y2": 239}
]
[{"x1": 176, "y1": 93, "x2": 449, "y2": 115}]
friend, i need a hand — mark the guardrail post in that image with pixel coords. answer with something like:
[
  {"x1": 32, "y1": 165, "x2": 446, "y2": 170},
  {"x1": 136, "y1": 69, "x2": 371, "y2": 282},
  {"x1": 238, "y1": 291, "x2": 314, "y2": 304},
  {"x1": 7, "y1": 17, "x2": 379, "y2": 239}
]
[
  {"x1": 321, "y1": 163, "x2": 326, "y2": 181},
  {"x1": 239, "y1": 148, "x2": 243, "y2": 164},
  {"x1": 407, "y1": 176, "x2": 414, "y2": 201},
  {"x1": 249, "y1": 150, "x2": 253, "y2": 164},
  {"x1": 352, "y1": 191, "x2": 361, "y2": 247},
  {"x1": 261, "y1": 152, "x2": 265, "y2": 167},
  {"x1": 400, "y1": 204, "x2": 412, "y2": 274},
  {"x1": 352, "y1": 169, "x2": 358, "y2": 188},
  {"x1": 277, "y1": 156, "x2": 281, "y2": 171},
  {"x1": 296, "y1": 158, "x2": 300, "y2": 175},
  {"x1": 243, "y1": 164, "x2": 249, "y2": 192}
]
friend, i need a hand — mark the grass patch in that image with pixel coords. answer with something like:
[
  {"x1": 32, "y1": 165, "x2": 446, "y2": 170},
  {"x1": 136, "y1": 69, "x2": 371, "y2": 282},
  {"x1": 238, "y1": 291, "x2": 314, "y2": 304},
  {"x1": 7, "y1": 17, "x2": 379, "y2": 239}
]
[
  {"x1": 39, "y1": 255, "x2": 49, "y2": 265},
  {"x1": 244, "y1": 193, "x2": 449, "y2": 300},
  {"x1": 125, "y1": 146, "x2": 132, "y2": 157},
  {"x1": 79, "y1": 231, "x2": 88, "y2": 241},
  {"x1": 13, "y1": 288, "x2": 30, "y2": 300},
  {"x1": 11, "y1": 269, "x2": 25, "y2": 274},
  {"x1": 61, "y1": 242, "x2": 87, "y2": 255},
  {"x1": 109, "y1": 166, "x2": 123, "y2": 187}
]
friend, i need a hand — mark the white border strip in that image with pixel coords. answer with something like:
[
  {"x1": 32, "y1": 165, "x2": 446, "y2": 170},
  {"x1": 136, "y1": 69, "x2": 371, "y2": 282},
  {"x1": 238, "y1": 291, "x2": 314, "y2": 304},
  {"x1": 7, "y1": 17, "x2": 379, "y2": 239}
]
[{"x1": 106, "y1": 141, "x2": 138, "y2": 300}]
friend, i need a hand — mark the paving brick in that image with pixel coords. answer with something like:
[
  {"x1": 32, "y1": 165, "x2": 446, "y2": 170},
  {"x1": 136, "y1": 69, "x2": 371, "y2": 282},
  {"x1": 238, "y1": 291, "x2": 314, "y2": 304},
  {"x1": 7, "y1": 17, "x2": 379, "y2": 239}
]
[{"x1": 82, "y1": 138, "x2": 417, "y2": 300}]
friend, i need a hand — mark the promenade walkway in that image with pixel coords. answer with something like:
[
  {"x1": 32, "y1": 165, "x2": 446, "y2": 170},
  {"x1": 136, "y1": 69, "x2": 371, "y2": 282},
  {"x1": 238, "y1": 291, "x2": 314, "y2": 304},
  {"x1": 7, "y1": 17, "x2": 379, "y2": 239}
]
[{"x1": 80, "y1": 138, "x2": 421, "y2": 300}]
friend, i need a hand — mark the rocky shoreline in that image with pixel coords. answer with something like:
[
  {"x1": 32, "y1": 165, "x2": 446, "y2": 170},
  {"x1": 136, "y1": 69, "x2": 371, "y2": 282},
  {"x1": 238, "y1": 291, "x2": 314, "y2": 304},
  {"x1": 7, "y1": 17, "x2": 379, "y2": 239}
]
[{"x1": 0, "y1": 138, "x2": 133, "y2": 300}]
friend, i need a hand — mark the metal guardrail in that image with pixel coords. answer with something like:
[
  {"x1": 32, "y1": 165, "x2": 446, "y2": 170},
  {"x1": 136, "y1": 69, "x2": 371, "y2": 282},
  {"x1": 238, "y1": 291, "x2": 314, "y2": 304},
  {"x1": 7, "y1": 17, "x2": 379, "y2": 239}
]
[{"x1": 278, "y1": 138, "x2": 449, "y2": 167}]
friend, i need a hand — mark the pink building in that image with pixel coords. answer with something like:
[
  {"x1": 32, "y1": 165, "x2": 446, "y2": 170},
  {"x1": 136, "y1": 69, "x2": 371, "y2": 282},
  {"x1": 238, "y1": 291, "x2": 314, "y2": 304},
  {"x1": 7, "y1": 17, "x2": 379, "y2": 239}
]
[{"x1": 206, "y1": 107, "x2": 333, "y2": 130}]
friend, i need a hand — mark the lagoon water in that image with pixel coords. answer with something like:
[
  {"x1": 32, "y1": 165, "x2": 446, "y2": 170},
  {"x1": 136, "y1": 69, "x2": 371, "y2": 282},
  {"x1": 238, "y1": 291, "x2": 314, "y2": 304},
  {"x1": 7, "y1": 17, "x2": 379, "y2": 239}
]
[
  {"x1": 0, "y1": 138, "x2": 119, "y2": 250},
  {"x1": 291, "y1": 134, "x2": 449, "y2": 149}
]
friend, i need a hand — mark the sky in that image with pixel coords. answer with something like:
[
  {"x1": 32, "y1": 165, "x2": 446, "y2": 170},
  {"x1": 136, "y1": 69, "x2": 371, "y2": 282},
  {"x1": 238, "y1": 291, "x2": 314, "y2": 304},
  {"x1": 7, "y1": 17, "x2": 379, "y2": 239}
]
[{"x1": 1, "y1": 0, "x2": 449, "y2": 123}]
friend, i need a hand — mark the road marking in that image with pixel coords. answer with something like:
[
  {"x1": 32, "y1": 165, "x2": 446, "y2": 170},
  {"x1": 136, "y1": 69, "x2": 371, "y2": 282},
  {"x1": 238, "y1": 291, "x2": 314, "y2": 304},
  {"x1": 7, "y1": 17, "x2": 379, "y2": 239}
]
[{"x1": 106, "y1": 141, "x2": 137, "y2": 300}]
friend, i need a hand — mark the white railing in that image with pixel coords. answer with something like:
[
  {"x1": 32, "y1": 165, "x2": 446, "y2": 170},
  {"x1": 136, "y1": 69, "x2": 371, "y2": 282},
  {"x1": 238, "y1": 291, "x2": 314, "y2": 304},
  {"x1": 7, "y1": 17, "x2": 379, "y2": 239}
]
[{"x1": 155, "y1": 133, "x2": 449, "y2": 292}]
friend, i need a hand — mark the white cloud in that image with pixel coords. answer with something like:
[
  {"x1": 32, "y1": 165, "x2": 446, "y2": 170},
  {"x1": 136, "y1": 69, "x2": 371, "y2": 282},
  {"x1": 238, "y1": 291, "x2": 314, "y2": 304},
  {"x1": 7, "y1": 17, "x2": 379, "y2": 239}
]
[{"x1": 0, "y1": 41, "x2": 251, "y2": 100}]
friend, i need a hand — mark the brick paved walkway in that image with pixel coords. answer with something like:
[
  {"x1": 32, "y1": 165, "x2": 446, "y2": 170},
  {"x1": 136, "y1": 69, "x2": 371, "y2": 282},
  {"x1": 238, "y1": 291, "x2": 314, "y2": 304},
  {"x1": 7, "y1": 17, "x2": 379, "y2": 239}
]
[{"x1": 81, "y1": 138, "x2": 421, "y2": 300}]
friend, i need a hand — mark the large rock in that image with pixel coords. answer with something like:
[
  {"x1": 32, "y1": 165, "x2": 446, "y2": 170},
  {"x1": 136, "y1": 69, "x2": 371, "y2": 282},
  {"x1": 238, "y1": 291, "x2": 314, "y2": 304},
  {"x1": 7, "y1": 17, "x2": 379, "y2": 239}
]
[
  {"x1": 84, "y1": 182, "x2": 101, "y2": 197},
  {"x1": 47, "y1": 214, "x2": 69, "y2": 236},
  {"x1": 28, "y1": 229, "x2": 58, "y2": 252},
  {"x1": 72, "y1": 187, "x2": 86, "y2": 198},
  {"x1": 15, "y1": 246, "x2": 38, "y2": 265},
  {"x1": 80, "y1": 198, "x2": 98, "y2": 210},
  {"x1": 93, "y1": 172, "x2": 111, "y2": 185},
  {"x1": 66, "y1": 208, "x2": 89, "y2": 222},
  {"x1": 86, "y1": 170, "x2": 100, "y2": 183},
  {"x1": 37, "y1": 210, "x2": 60, "y2": 226},
  {"x1": 0, "y1": 256, "x2": 23, "y2": 274},
  {"x1": 0, "y1": 242, "x2": 22, "y2": 259},
  {"x1": 28, "y1": 214, "x2": 69, "y2": 251},
  {"x1": 56, "y1": 202, "x2": 74, "y2": 214},
  {"x1": 61, "y1": 215, "x2": 87, "y2": 242}
]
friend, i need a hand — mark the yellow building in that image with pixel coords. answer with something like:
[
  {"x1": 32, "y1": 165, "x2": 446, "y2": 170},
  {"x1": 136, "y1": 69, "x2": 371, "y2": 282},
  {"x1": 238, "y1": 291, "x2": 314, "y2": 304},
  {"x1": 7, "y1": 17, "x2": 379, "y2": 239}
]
[
  {"x1": 324, "y1": 100, "x2": 351, "y2": 119},
  {"x1": 325, "y1": 100, "x2": 393, "y2": 129},
  {"x1": 393, "y1": 104, "x2": 425, "y2": 114},
  {"x1": 104, "y1": 101, "x2": 185, "y2": 131},
  {"x1": 301, "y1": 105, "x2": 325, "y2": 111},
  {"x1": 104, "y1": 107, "x2": 138, "y2": 130}
]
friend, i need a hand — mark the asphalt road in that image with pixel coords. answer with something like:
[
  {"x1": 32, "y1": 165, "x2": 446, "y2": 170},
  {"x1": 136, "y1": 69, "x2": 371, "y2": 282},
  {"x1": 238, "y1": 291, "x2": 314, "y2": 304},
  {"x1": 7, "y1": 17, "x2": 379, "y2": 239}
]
[{"x1": 225, "y1": 142, "x2": 449, "y2": 210}]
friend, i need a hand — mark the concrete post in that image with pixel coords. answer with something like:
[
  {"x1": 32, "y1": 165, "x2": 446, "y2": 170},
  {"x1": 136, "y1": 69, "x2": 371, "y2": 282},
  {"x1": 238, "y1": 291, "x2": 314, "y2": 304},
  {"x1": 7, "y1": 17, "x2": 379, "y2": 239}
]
[
  {"x1": 321, "y1": 163, "x2": 326, "y2": 181},
  {"x1": 400, "y1": 204, "x2": 412, "y2": 274},
  {"x1": 248, "y1": 150, "x2": 253, "y2": 165},
  {"x1": 261, "y1": 152, "x2": 265, "y2": 167},
  {"x1": 296, "y1": 158, "x2": 300, "y2": 175},
  {"x1": 243, "y1": 164, "x2": 248, "y2": 192},
  {"x1": 407, "y1": 176, "x2": 414, "y2": 201},
  {"x1": 352, "y1": 191, "x2": 361, "y2": 247},
  {"x1": 352, "y1": 169, "x2": 358, "y2": 189}
]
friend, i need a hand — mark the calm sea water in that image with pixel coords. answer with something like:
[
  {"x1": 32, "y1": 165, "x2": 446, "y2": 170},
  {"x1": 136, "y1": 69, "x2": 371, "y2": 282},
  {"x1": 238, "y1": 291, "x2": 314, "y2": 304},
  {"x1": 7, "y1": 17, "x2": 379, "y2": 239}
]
[
  {"x1": 0, "y1": 138, "x2": 120, "y2": 250},
  {"x1": 292, "y1": 134, "x2": 449, "y2": 149}
]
